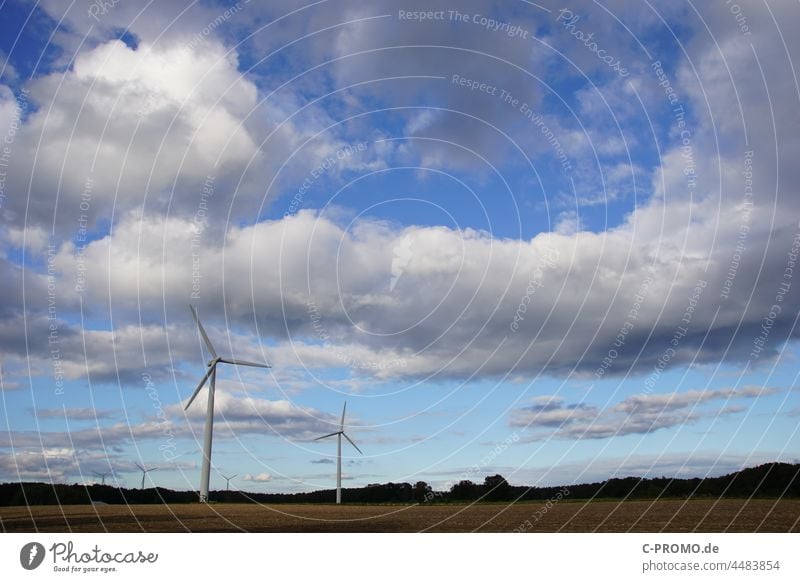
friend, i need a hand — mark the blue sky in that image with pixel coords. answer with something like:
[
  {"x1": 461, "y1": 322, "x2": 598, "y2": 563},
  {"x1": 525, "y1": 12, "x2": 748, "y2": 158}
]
[{"x1": 1, "y1": 0, "x2": 799, "y2": 494}]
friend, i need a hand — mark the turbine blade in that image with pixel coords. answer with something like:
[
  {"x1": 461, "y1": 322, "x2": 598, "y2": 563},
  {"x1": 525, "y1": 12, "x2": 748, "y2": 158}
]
[
  {"x1": 343, "y1": 432, "x2": 363, "y2": 455},
  {"x1": 189, "y1": 304, "x2": 217, "y2": 358},
  {"x1": 218, "y1": 358, "x2": 271, "y2": 369},
  {"x1": 185, "y1": 364, "x2": 214, "y2": 410},
  {"x1": 340, "y1": 401, "x2": 347, "y2": 430},
  {"x1": 314, "y1": 432, "x2": 340, "y2": 441},
  {"x1": 230, "y1": 474, "x2": 237, "y2": 479},
  {"x1": 135, "y1": 463, "x2": 144, "y2": 472}
]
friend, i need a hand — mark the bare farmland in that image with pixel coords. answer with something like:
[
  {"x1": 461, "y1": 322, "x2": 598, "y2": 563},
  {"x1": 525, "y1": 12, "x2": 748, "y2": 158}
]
[{"x1": 1, "y1": 499, "x2": 797, "y2": 533}]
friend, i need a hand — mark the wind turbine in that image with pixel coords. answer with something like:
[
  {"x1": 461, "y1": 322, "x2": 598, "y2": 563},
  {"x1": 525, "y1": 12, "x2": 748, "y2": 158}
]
[
  {"x1": 135, "y1": 463, "x2": 158, "y2": 489},
  {"x1": 185, "y1": 304, "x2": 271, "y2": 503},
  {"x1": 314, "y1": 402, "x2": 363, "y2": 504},
  {"x1": 221, "y1": 473, "x2": 237, "y2": 491},
  {"x1": 92, "y1": 471, "x2": 110, "y2": 485}
]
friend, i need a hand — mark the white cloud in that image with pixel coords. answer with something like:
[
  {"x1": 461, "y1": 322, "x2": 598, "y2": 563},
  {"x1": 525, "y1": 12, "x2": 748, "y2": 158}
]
[
  {"x1": 241, "y1": 472, "x2": 272, "y2": 482},
  {"x1": 14, "y1": 38, "x2": 258, "y2": 225},
  {"x1": 173, "y1": 391, "x2": 337, "y2": 439},
  {"x1": 42, "y1": 177, "x2": 800, "y2": 384}
]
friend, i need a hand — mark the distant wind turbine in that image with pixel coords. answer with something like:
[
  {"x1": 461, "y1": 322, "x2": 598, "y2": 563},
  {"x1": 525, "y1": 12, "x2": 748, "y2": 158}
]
[
  {"x1": 314, "y1": 402, "x2": 363, "y2": 504},
  {"x1": 185, "y1": 304, "x2": 271, "y2": 503},
  {"x1": 135, "y1": 463, "x2": 158, "y2": 489},
  {"x1": 92, "y1": 471, "x2": 111, "y2": 485},
  {"x1": 221, "y1": 473, "x2": 237, "y2": 491}
]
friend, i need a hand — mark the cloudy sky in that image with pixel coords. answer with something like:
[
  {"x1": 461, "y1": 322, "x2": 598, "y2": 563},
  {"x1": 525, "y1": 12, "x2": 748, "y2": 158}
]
[{"x1": 1, "y1": 0, "x2": 798, "y2": 494}]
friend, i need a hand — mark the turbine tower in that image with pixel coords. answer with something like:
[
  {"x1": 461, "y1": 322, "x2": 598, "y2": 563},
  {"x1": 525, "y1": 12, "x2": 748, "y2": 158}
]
[
  {"x1": 92, "y1": 471, "x2": 110, "y2": 485},
  {"x1": 185, "y1": 304, "x2": 271, "y2": 503},
  {"x1": 222, "y1": 473, "x2": 237, "y2": 491},
  {"x1": 314, "y1": 402, "x2": 363, "y2": 504},
  {"x1": 135, "y1": 463, "x2": 158, "y2": 489}
]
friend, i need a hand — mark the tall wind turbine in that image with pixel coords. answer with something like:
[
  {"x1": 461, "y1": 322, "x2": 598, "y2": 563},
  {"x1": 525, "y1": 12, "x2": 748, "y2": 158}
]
[
  {"x1": 221, "y1": 473, "x2": 237, "y2": 491},
  {"x1": 185, "y1": 304, "x2": 271, "y2": 502},
  {"x1": 135, "y1": 463, "x2": 158, "y2": 489},
  {"x1": 314, "y1": 402, "x2": 363, "y2": 504},
  {"x1": 92, "y1": 471, "x2": 110, "y2": 486}
]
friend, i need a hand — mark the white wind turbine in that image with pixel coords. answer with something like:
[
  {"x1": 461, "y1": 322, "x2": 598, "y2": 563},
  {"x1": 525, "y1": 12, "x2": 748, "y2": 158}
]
[
  {"x1": 221, "y1": 473, "x2": 237, "y2": 491},
  {"x1": 314, "y1": 402, "x2": 363, "y2": 504},
  {"x1": 185, "y1": 304, "x2": 271, "y2": 502},
  {"x1": 135, "y1": 463, "x2": 158, "y2": 489},
  {"x1": 92, "y1": 471, "x2": 110, "y2": 485}
]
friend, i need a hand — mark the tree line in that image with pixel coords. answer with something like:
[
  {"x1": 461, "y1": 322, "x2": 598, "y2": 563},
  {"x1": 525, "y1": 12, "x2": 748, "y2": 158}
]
[{"x1": 1, "y1": 462, "x2": 797, "y2": 506}]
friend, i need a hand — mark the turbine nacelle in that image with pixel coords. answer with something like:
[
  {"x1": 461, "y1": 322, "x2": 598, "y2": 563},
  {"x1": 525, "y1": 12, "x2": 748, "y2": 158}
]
[
  {"x1": 92, "y1": 470, "x2": 112, "y2": 485},
  {"x1": 314, "y1": 430, "x2": 364, "y2": 455},
  {"x1": 221, "y1": 473, "x2": 238, "y2": 491},
  {"x1": 135, "y1": 463, "x2": 158, "y2": 489}
]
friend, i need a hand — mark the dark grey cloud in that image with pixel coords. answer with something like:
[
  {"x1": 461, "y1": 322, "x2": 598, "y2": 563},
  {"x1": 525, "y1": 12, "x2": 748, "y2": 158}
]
[
  {"x1": 2, "y1": 0, "x2": 800, "y2": 388},
  {"x1": 6, "y1": 190, "x2": 796, "y2": 388}
]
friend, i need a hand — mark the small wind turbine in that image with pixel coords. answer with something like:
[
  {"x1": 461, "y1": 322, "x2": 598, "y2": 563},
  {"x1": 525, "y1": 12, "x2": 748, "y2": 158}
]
[
  {"x1": 314, "y1": 402, "x2": 363, "y2": 504},
  {"x1": 92, "y1": 471, "x2": 110, "y2": 485},
  {"x1": 221, "y1": 473, "x2": 237, "y2": 491},
  {"x1": 135, "y1": 463, "x2": 158, "y2": 489},
  {"x1": 185, "y1": 304, "x2": 271, "y2": 503}
]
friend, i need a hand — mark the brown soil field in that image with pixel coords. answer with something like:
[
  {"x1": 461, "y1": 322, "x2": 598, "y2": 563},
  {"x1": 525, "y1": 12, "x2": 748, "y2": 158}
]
[{"x1": 1, "y1": 499, "x2": 798, "y2": 532}]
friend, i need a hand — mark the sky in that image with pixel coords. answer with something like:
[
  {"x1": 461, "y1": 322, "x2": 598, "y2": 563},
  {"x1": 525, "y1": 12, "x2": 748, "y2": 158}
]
[{"x1": 0, "y1": 0, "x2": 798, "y2": 495}]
